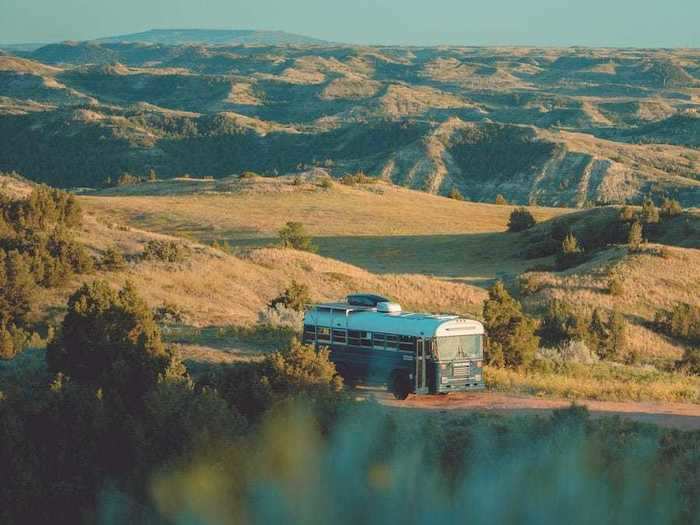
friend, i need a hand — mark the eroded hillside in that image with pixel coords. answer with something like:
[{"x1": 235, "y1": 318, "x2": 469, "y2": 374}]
[{"x1": 0, "y1": 44, "x2": 698, "y2": 205}]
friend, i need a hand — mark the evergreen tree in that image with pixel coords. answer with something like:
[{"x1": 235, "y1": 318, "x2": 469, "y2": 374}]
[
  {"x1": 608, "y1": 311, "x2": 628, "y2": 359},
  {"x1": 268, "y1": 280, "x2": 311, "y2": 312},
  {"x1": 556, "y1": 233, "x2": 583, "y2": 270},
  {"x1": 278, "y1": 222, "x2": 317, "y2": 252},
  {"x1": 508, "y1": 207, "x2": 536, "y2": 232},
  {"x1": 628, "y1": 221, "x2": 643, "y2": 252},
  {"x1": 448, "y1": 187, "x2": 464, "y2": 201},
  {"x1": 47, "y1": 281, "x2": 181, "y2": 406},
  {"x1": 482, "y1": 281, "x2": 539, "y2": 368},
  {"x1": 640, "y1": 197, "x2": 659, "y2": 224}
]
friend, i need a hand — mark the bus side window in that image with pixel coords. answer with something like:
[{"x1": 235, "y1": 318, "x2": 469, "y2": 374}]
[
  {"x1": 373, "y1": 333, "x2": 386, "y2": 350},
  {"x1": 360, "y1": 332, "x2": 372, "y2": 347},
  {"x1": 385, "y1": 334, "x2": 399, "y2": 350},
  {"x1": 399, "y1": 335, "x2": 416, "y2": 352},
  {"x1": 332, "y1": 329, "x2": 347, "y2": 344},
  {"x1": 317, "y1": 327, "x2": 331, "y2": 342},
  {"x1": 347, "y1": 330, "x2": 361, "y2": 346},
  {"x1": 303, "y1": 324, "x2": 316, "y2": 343}
]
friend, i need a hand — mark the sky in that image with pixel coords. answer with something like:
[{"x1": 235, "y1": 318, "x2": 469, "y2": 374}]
[{"x1": 1, "y1": 0, "x2": 698, "y2": 47}]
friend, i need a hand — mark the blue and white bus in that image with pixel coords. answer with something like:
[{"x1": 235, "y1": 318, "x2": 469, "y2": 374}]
[{"x1": 303, "y1": 294, "x2": 485, "y2": 399}]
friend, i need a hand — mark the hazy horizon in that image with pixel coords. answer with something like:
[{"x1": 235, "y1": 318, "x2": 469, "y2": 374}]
[{"x1": 0, "y1": 0, "x2": 698, "y2": 48}]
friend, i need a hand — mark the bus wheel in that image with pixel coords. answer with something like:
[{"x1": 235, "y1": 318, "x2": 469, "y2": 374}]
[{"x1": 390, "y1": 373, "x2": 411, "y2": 400}]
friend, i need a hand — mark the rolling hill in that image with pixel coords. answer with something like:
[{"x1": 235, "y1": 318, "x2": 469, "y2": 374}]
[{"x1": 0, "y1": 43, "x2": 697, "y2": 206}]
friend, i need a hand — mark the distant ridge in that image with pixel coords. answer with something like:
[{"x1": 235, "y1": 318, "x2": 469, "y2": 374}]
[{"x1": 93, "y1": 28, "x2": 330, "y2": 46}]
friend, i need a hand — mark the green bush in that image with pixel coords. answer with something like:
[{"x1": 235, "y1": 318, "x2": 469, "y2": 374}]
[
  {"x1": 508, "y1": 207, "x2": 536, "y2": 232},
  {"x1": 482, "y1": 281, "x2": 539, "y2": 369},
  {"x1": 448, "y1": 187, "x2": 465, "y2": 201},
  {"x1": 640, "y1": 197, "x2": 659, "y2": 224},
  {"x1": 660, "y1": 197, "x2": 683, "y2": 218},
  {"x1": 340, "y1": 172, "x2": 376, "y2": 186},
  {"x1": 538, "y1": 301, "x2": 588, "y2": 348},
  {"x1": 268, "y1": 280, "x2": 312, "y2": 312},
  {"x1": 142, "y1": 240, "x2": 191, "y2": 263},
  {"x1": 209, "y1": 339, "x2": 342, "y2": 421},
  {"x1": 655, "y1": 303, "x2": 700, "y2": 345},
  {"x1": 278, "y1": 222, "x2": 317, "y2": 252},
  {"x1": 99, "y1": 246, "x2": 127, "y2": 271},
  {"x1": 556, "y1": 233, "x2": 584, "y2": 270},
  {"x1": 46, "y1": 281, "x2": 182, "y2": 404},
  {"x1": 628, "y1": 221, "x2": 643, "y2": 252},
  {"x1": 677, "y1": 347, "x2": 700, "y2": 375}
]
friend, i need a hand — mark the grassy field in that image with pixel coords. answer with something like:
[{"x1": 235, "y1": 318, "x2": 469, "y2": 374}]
[
  {"x1": 485, "y1": 363, "x2": 700, "y2": 404},
  {"x1": 80, "y1": 175, "x2": 571, "y2": 282}
]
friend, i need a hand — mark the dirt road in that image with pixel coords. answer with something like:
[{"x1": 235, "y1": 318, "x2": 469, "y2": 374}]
[{"x1": 377, "y1": 391, "x2": 700, "y2": 430}]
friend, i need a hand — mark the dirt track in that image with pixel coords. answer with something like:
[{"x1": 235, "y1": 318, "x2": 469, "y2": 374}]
[{"x1": 377, "y1": 391, "x2": 700, "y2": 430}]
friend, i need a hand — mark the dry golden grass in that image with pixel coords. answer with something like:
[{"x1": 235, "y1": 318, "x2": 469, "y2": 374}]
[
  {"x1": 79, "y1": 175, "x2": 570, "y2": 281},
  {"x1": 485, "y1": 364, "x2": 700, "y2": 404},
  {"x1": 68, "y1": 211, "x2": 487, "y2": 328},
  {"x1": 523, "y1": 244, "x2": 700, "y2": 361}
]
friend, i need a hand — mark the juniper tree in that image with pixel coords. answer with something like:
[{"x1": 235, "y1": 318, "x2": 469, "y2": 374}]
[
  {"x1": 482, "y1": 281, "x2": 539, "y2": 368},
  {"x1": 628, "y1": 221, "x2": 643, "y2": 252}
]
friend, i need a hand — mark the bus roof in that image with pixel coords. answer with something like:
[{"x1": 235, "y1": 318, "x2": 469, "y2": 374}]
[{"x1": 305, "y1": 302, "x2": 484, "y2": 338}]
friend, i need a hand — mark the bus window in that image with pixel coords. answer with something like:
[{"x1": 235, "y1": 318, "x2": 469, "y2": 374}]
[
  {"x1": 318, "y1": 327, "x2": 331, "y2": 342},
  {"x1": 348, "y1": 330, "x2": 371, "y2": 347},
  {"x1": 303, "y1": 324, "x2": 316, "y2": 342},
  {"x1": 373, "y1": 333, "x2": 386, "y2": 349},
  {"x1": 385, "y1": 334, "x2": 399, "y2": 350},
  {"x1": 332, "y1": 329, "x2": 347, "y2": 344},
  {"x1": 399, "y1": 335, "x2": 417, "y2": 352}
]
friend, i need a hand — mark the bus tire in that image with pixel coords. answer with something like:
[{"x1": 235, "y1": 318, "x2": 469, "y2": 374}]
[{"x1": 390, "y1": 373, "x2": 411, "y2": 400}]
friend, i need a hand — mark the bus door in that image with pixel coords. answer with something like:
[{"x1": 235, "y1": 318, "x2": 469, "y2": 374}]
[{"x1": 415, "y1": 338, "x2": 428, "y2": 394}]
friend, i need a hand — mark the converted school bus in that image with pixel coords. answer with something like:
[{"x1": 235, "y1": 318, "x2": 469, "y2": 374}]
[{"x1": 303, "y1": 294, "x2": 485, "y2": 399}]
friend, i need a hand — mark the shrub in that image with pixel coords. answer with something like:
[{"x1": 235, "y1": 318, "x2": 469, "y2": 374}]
[
  {"x1": 627, "y1": 221, "x2": 643, "y2": 252},
  {"x1": 0, "y1": 324, "x2": 28, "y2": 360},
  {"x1": 482, "y1": 281, "x2": 539, "y2": 369},
  {"x1": 142, "y1": 240, "x2": 191, "y2": 263},
  {"x1": 146, "y1": 169, "x2": 158, "y2": 182},
  {"x1": 607, "y1": 311, "x2": 628, "y2": 359},
  {"x1": 115, "y1": 172, "x2": 143, "y2": 187},
  {"x1": 99, "y1": 247, "x2": 127, "y2": 271},
  {"x1": 46, "y1": 281, "x2": 182, "y2": 405},
  {"x1": 210, "y1": 339, "x2": 342, "y2": 421},
  {"x1": 655, "y1": 303, "x2": 700, "y2": 345},
  {"x1": 495, "y1": 194, "x2": 508, "y2": 205},
  {"x1": 660, "y1": 197, "x2": 682, "y2": 218},
  {"x1": 258, "y1": 304, "x2": 305, "y2": 329},
  {"x1": 608, "y1": 275, "x2": 624, "y2": 296},
  {"x1": 538, "y1": 301, "x2": 588, "y2": 348},
  {"x1": 318, "y1": 177, "x2": 333, "y2": 189},
  {"x1": 556, "y1": 233, "x2": 584, "y2": 270},
  {"x1": 239, "y1": 171, "x2": 257, "y2": 179},
  {"x1": 153, "y1": 302, "x2": 188, "y2": 325},
  {"x1": 676, "y1": 347, "x2": 700, "y2": 375},
  {"x1": 508, "y1": 207, "x2": 536, "y2": 232},
  {"x1": 340, "y1": 172, "x2": 376, "y2": 186},
  {"x1": 448, "y1": 187, "x2": 464, "y2": 201},
  {"x1": 268, "y1": 281, "x2": 311, "y2": 312},
  {"x1": 619, "y1": 206, "x2": 637, "y2": 222},
  {"x1": 640, "y1": 197, "x2": 659, "y2": 224},
  {"x1": 278, "y1": 222, "x2": 317, "y2": 252}
]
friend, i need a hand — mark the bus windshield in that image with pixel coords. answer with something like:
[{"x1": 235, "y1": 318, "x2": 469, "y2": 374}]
[{"x1": 435, "y1": 335, "x2": 482, "y2": 360}]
